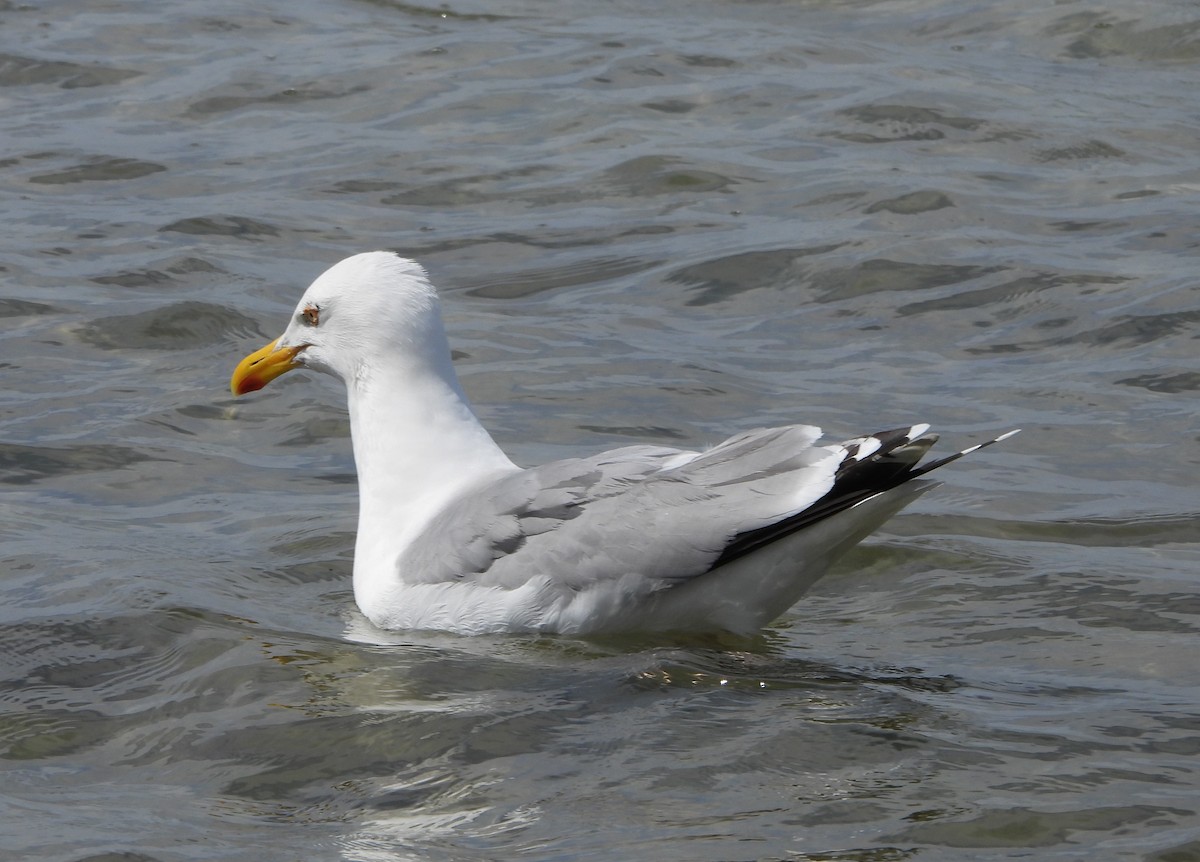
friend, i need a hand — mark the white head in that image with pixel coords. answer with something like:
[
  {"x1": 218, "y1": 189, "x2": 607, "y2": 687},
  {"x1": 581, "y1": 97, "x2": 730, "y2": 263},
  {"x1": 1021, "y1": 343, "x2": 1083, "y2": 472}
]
[{"x1": 231, "y1": 251, "x2": 451, "y2": 395}]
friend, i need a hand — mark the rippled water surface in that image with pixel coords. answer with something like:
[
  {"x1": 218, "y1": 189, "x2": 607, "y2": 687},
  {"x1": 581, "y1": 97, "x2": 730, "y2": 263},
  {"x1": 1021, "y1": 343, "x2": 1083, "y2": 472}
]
[{"x1": 3, "y1": 0, "x2": 1199, "y2": 860}]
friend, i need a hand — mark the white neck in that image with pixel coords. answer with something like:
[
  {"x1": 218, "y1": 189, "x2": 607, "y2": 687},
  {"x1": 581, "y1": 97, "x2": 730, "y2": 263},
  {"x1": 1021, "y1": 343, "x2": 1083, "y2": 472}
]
[{"x1": 346, "y1": 354, "x2": 516, "y2": 602}]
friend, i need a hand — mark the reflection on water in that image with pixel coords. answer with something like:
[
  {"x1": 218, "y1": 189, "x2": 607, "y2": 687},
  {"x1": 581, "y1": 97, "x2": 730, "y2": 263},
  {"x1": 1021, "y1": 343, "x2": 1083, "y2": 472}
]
[{"x1": 2, "y1": 0, "x2": 1199, "y2": 859}]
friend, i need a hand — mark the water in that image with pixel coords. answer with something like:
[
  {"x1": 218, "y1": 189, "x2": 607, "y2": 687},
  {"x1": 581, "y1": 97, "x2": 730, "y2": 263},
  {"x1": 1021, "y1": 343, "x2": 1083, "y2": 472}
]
[{"x1": 2, "y1": 0, "x2": 1198, "y2": 859}]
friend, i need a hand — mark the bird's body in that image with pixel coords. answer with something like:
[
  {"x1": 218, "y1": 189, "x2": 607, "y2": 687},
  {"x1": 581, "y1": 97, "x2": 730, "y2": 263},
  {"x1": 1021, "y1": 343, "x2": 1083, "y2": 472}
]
[{"x1": 231, "y1": 252, "x2": 1015, "y2": 636}]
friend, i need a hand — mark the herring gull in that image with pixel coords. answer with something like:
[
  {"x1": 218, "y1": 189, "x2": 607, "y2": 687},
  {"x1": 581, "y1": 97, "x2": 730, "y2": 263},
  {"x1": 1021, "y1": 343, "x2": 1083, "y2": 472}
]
[{"x1": 230, "y1": 251, "x2": 1016, "y2": 635}]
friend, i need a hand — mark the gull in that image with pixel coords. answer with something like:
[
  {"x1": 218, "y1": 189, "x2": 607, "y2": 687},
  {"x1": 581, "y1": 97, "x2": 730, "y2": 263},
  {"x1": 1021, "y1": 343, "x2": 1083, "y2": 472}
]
[{"x1": 231, "y1": 251, "x2": 1016, "y2": 636}]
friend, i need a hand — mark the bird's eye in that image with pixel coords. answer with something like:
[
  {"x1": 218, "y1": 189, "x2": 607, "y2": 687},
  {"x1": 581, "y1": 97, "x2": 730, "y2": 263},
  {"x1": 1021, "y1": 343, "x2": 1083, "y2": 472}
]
[{"x1": 302, "y1": 305, "x2": 320, "y2": 326}]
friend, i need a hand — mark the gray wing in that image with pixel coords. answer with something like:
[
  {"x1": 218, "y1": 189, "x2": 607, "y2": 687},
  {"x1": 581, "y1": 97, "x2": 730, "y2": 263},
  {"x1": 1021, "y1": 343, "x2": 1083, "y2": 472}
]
[{"x1": 397, "y1": 424, "x2": 841, "y2": 590}]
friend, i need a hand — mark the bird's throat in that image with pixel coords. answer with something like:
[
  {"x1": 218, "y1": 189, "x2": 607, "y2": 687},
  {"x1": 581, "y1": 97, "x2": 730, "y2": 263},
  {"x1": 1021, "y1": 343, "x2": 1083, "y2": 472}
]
[{"x1": 345, "y1": 365, "x2": 516, "y2": 594}]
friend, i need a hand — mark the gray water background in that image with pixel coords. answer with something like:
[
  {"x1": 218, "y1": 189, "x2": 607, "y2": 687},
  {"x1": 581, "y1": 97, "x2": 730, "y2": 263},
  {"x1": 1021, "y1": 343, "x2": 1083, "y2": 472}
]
[{"x1": 2, "y1": 0, "x2": 1199, "y2": 859}]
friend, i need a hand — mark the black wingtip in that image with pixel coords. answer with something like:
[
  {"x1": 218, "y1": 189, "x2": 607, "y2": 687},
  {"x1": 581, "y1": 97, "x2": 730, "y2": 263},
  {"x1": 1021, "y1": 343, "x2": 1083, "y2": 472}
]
[
  {"x1": 909, "y1": 428, "x2": 1020, "y2": 479},
  {"x1": 709, "y1": 426, "x2": 1019, "y2": 570}
]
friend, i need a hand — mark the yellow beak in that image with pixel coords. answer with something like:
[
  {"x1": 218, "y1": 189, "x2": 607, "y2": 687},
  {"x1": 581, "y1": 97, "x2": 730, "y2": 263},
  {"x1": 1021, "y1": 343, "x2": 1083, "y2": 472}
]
[{"x1": 230, "y1": 338, "x2": 306, "y2": 396}]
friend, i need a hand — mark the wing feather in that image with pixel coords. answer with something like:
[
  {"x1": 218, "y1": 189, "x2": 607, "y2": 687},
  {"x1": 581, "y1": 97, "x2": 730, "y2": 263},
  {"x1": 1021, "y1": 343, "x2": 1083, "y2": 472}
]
[
  {"x1": 396, "y1": 424, "x2": 1018, "y2": 599},
  {"x1": 397, "y1": 427, "x2": 841, "y2": 591}
]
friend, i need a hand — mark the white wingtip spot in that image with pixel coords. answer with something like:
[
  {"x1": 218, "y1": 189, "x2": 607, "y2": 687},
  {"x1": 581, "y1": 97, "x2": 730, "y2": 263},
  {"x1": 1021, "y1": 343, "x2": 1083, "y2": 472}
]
[{"x1": 854, "y1": 438, "x2": 882, "y2": 460}]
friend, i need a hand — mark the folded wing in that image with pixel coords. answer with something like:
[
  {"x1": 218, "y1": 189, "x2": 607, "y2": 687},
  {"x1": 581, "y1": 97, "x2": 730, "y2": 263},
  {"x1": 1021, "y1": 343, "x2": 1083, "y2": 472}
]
[{"x1": 398, "y1": 424, "x2": 982, "y2": 594}]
